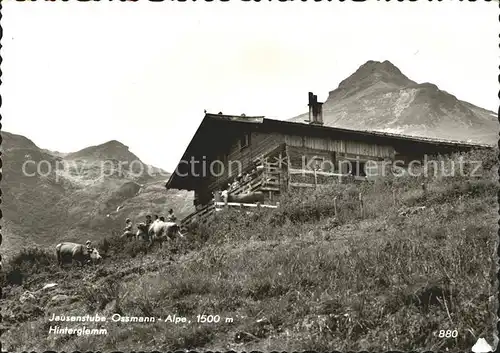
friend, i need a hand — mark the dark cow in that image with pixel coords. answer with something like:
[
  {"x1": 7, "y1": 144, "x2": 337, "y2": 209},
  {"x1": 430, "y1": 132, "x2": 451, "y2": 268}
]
[
  {"x1": 136, "y1": 222, "x2": 151, "y2": 242},
  {"x1": 55, "y1": 242, "x2": 102, "y2": 267}
]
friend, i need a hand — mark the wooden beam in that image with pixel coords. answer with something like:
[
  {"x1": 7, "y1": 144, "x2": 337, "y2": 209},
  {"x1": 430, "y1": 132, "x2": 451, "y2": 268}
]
[
  {"x1": 285, "y1": 145, "x2": 291, "y2": 193},
  {"x1": 288, "y1": 168, "x2": 347, "y2": 177},
  {"x1": 260, "y1": 187, "x2": 280, "y2": 191},
  {"x1": 214, "y1": 202, "x2": 278, "y2": 209},
  {"x1": 289, "y1": 182, "x2": 316, "y2": 188}
]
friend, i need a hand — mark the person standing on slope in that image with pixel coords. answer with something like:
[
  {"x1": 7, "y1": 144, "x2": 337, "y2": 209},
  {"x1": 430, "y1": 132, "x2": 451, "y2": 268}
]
[
  {"x1": 167, "y1": 209, "x2": 177, "y2": 223},
  {"x1": 121, "y1": 218, "x2": 135, "y2": 239}
]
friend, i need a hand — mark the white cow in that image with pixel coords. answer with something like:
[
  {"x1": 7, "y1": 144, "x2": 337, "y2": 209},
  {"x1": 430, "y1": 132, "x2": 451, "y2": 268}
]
[{"x1": 148, "y1": 221, "x2": 184, "y2": 248}]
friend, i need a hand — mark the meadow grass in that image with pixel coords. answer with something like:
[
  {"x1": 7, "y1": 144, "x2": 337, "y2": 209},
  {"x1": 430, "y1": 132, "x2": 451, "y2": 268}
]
[{"x1": 1, "y1": 148, "x2": 498, "y2": 351}]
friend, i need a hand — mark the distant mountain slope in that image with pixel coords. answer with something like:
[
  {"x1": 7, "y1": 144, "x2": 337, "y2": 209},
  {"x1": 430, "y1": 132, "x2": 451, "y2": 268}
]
[
  {"x1": 1, "y1": 131, "x2": 42, "y2": 152},
  {"x1": 1, "y1": 131, "x2": 193, "y2": 259},
  {"x1": 1, "y1": 132, "x2": 68, "y2": 254},
  {"x1": 41, "y1": 149, "x2": 68, "y2": 158},
  {"x1": 65, "y1": 140, "x2": 142, "y2": 164},
  {"x1": 60, "y1": 140, "x2": 167, "y2": 185},
  {"x1": 289, "y1": 60, "x2": 498, "y2": 144}
]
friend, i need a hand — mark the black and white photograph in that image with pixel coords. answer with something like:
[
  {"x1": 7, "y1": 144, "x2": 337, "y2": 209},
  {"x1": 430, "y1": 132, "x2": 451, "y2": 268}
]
[{"x1": 0, "y1": 1, "x2": 498, "y2": 351}]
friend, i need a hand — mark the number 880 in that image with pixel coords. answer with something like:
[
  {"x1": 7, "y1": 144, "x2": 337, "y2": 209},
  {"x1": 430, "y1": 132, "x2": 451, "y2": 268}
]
[{"x1": 438, "y1": 330, "x2": 458, "y2": 338}]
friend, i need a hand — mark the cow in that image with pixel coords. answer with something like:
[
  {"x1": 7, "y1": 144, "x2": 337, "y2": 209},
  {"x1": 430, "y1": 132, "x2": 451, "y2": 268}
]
[
  {"x1": 136, "y1": 222, "x2": 151, "y2": 242},
  {"x1": 55, "y1": 242, "x2": 102, "y2": 267},
  {"x1": 148, "y1": 220, "x2": 184, "y2": 248}
]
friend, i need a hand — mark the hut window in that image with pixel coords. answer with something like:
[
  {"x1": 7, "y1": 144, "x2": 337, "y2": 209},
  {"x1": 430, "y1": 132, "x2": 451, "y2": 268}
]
[
  {"x1": 352, "y1": 160, "x2": 366, "y2": 177},
  {"x1": 308, "y1": 156, "x2": 326, "y2": 170},
  {"x1": 239, "y1": 133, "x2": 250, "y2": 150},
  {"x1": 313, "y1": 157, "x2": 324, "y2": 170}
]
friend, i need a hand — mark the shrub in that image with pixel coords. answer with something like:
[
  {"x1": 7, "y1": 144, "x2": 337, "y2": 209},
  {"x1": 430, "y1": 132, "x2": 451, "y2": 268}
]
[
  {"x1": 10, "y1": 247, "x2": 55, "y2": 269},
  {"x1": 81, "y1": 276, "x2": 122, "y2": 310},
  {"x1": 123, "y1": 240, "x2": 149, "y2": 258},
  {"x1": 97, "y1": 234, "x2": 126, "y2": 256},
  {"x1": 2, "y1": 247, "x2": 56, "y2": 286},
  {"x1": 97, "y1": 233, "x2": 154, "y2": 259}
]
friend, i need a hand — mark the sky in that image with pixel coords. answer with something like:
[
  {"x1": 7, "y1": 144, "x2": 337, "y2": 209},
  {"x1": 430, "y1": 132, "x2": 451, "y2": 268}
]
[{"x1": 2, "y1": 1, "x2": 498, "y2": 171}]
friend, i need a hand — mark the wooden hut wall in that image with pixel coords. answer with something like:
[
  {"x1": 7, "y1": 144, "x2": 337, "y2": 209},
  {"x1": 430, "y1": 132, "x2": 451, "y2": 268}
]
[
  {"x1": 284, "y1": 134, "x2": 395, "y2": 159},
  {"x1": 204, "y1": 131, "x2": 285, "y2": 192},
  {"x1": 286, "y1": 145, "x2": 336, "y2": 171},
  {"x1": 284, "y1": 134, "x2": 395, "y2": 172}
]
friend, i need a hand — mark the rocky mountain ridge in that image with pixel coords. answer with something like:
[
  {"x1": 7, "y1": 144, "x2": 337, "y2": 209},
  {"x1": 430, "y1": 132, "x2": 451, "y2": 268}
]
[{"x1": 290, "y1": 60, "x2": 498, "y2": 144}]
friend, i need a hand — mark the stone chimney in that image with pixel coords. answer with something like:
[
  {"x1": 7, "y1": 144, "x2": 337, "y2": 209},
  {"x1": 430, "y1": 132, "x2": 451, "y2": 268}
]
[{"x1": 308, "y1": 92, "x2": 324, "y2": 125}]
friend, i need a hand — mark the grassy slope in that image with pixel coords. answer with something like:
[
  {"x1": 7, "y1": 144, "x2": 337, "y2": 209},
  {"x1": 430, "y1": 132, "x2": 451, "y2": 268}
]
[{"x1": 0, "y1": 149, "x2": 498, "y2": 351}]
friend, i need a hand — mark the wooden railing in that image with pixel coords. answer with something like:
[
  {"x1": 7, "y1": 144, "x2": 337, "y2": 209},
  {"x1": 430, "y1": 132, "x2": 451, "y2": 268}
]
[
  {"x1": 181, "y1": 200, "x2": 279, "y2": 227},
  {"x1": 261, "y1": 160, "x2": 281, "y2": 193},
  {"x1": 230, "y1": 144, "x2": 286, "y2": 196},
  {"x1": 287, "y1": 168, "x2": 366, "y2": 189},
  {"x1": 230, "y1": 174, "x2": 264, "y2": 196},
  {"x1": 181, "y1": 202, "x2": 216, "y2": 227},
  {"x1": 214, "y1": 201, "x2": 279, "y2": 209}
]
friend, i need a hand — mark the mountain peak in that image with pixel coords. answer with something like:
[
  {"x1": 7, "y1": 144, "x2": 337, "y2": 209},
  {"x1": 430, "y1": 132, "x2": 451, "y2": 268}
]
[
  {"x1": 336, "y1": 60, "x2": 414, "y2": 91},
  {"x1": 360, "y1": 60, "x2": 400, "y2": 71},
  {"x1": 362, "y1": 60, "x2": 407, "y2": 80},
  {"x1": 101, "y1": 140, "x2": 127, "y2": 148},
  {"x1": 65, "y1": 139, "x2": 140, "y2": 163}
]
